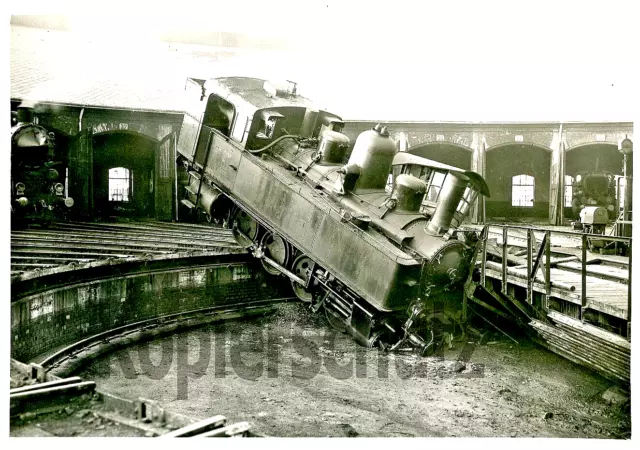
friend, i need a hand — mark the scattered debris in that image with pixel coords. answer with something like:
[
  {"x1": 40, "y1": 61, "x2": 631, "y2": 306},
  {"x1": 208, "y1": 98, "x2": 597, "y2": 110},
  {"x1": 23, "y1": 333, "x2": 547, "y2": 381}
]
[
  {"x1": 339, "y1": 423, "x2": 358, "y2": 437},
  {"x1": 601, "y1": 386, "x2": 629, "y2": 405}
]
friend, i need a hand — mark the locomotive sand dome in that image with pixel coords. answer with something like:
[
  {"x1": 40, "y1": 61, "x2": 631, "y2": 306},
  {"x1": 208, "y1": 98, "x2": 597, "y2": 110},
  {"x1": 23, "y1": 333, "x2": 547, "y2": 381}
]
[
  {"x1": 393, "y1": 174, "x2": 427, "y2": 212},
  {"x1": 318, "y1": 130, "x2": 350, "y2": 165},
  {"x1": 175, "y1": 76, "x2": 490, "y2": 355}
]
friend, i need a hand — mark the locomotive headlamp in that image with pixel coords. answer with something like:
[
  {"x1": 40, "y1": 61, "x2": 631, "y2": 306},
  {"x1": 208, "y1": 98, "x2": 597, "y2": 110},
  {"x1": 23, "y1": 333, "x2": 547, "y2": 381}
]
[
  {"x1": 15, "y1": 182, "x2": 26, "y2": 195},
  {"x1": 17, "y1": 197, "x2": 29, "y2": 207},
  {"x1": 575, "y1": 174, "x2": 582, "y2": 183},
  {"x1": 619, "y1": 137, "x2": 633, "y2": 155},
  {"x1": 54, "y1": 182, "x2": 64, "y2": 195},
  {"x1": 47, "y1": 168, "x2": 60, "y2": 180},
  {"x1": 64, "y1": 197, "x2": 75, "y2": 208}
]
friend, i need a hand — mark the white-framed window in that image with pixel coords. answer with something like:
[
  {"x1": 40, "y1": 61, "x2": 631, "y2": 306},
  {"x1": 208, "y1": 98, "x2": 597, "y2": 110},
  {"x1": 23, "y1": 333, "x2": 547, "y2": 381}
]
[
  {"x1": 109, "y1": 167, "x2": 131, "y2": 202},
  {"x1": 512, "y1": 174, "x2": 534, "y2": 207},
  {"x1": 426, "y1": 171, "x2": 446, "y2": 202},
  {"x1": 564, "y1": 175, "x2": 574, "y2": 207},
  {"x1": 231, "y1": 113, "x2": 248, "y2": 142}
]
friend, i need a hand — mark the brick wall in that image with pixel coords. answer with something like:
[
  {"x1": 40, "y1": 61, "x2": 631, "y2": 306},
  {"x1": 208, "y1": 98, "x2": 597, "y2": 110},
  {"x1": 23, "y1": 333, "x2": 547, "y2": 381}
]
[{"x1": 11, "y1": 262, "x2": 286, "y2": 362}]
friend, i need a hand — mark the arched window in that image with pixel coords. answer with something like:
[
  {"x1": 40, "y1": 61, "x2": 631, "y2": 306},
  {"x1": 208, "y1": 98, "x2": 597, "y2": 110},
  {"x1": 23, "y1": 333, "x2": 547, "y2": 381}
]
[
  {"x1": 109, "y1": 167, "x2": 131, "y2": 202},
  {"x1": 564, "y1": 175, "x2": 574, "y2": 207},
  {"x1": 512, "y1": 174, "x2": 534, "y2": 207}
]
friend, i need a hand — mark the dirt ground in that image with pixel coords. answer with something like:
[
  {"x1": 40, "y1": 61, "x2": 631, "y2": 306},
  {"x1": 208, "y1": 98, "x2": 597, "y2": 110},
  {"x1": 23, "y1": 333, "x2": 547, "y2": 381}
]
[
  {"x1": 10, "y1": 397, "x2": 147, "y2": 437},
  {"x1": 76, "y1": 302, "x2": 630, "y2": 438}
]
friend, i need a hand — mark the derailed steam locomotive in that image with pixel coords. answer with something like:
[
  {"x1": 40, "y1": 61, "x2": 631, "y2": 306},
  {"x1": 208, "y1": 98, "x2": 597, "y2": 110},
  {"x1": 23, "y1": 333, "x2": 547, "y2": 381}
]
[
  {"x1": 177, "y1": 77, "x2": 490, "y2": 354},
  {"x1": 11, "y1": 105, "x2": 74, "y2": 227}
]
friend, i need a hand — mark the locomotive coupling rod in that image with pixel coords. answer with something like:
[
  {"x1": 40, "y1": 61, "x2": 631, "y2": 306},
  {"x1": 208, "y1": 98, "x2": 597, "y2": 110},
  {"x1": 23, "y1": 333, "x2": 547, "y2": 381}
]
[{"x1": 253, "y1": 248, "x2": 307, "y2": 286}]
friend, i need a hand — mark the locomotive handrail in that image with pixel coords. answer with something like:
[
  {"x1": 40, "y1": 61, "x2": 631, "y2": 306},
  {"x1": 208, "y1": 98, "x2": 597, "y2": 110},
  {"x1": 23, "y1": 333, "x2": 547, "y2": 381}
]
[
  {"x1": 245, "y1": 134, "x2": 300, "y2": 154},
  {"x1": 483, "y1": 222, "x2": 632, "y2": 244},
  {"x1": 473, "y1": 223, "x2": 631, "y2": 336}
]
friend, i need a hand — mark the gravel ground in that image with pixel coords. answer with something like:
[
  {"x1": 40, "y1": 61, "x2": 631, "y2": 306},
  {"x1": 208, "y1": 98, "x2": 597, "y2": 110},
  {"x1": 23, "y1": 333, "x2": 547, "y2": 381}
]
[{"x1": 72, "y1": 302, "x2": 629, "y2": 438}]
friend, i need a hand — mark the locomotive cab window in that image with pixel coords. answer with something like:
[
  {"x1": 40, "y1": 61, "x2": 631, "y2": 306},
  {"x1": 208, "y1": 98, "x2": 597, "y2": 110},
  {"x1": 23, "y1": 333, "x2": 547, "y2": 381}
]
[
  {"x1": 512, "y1": 174, "x2": 535, "y2": 207},
  {"x1": 424, "y1": 170, "x2": 446, "y2": 203},
  {"x1": 109, "y1": 167, "x2": 132, "y2": 202},
  {"x1": 256, "y1": 110, "x2": 285, "y2": 140},
  {"x1": 203, "y1": 94, "x2": 235, "y2": 137}
]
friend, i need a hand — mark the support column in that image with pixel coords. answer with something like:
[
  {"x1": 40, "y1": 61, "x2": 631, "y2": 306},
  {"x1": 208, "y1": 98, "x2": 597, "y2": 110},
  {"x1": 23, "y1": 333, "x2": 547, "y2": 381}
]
[
  {"x1": 549, "y1": 125, "x2": 565, "y2": 225},
  {"x1": 471, "y1": 133, "x2": 486, "y2": 224},
  {"x1": 69, "y1": 130, "x2": 92, "y2": 219}
]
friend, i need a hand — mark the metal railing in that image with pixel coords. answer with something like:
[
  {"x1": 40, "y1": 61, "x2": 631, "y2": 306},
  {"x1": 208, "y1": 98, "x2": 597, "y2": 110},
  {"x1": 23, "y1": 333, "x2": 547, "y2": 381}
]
[{"x1": 473, "y1": 224, "x2": 632, "y2": 324}]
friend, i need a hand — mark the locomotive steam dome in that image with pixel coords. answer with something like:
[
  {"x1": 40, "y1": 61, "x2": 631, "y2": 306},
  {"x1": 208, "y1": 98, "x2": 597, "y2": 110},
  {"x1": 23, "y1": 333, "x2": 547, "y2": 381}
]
[
  {"x1": 347, "y1": 124, "x2": 397, "y2": 192},
  {"x1": 394, "y1": 174, "x2": 427, "y2": 212},
  {"x1": 318, "y1": 130, "x2": 350, "y2": 165}
]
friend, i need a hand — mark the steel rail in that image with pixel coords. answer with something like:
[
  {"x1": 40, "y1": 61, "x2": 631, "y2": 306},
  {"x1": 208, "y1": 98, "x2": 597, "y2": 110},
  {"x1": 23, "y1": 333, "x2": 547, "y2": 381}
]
[{"x1": 39, "y1": 297, "x2": 294, "y2": 372}]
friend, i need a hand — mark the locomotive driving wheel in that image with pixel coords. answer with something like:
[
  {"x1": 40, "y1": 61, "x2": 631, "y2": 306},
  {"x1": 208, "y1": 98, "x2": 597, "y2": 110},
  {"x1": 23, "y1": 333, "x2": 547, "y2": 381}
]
[
  {"x1": 290, "y1": 255, "x2": 315, "y2": 303},
  {"x1": 324, "y1": 306, "x2": 347, "y2": 332},
  {"x1": 260, "y1": 232, "x2": 292, "y2": 275},
  {"x1": 231, "y1": 208, "x2": 260, "y2": 246}
]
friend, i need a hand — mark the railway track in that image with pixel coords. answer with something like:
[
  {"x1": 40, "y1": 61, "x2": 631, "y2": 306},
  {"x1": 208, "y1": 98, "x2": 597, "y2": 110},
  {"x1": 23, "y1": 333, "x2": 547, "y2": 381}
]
[
  {"x1": 10, "y1": 221, "x2": 248, "y2": 295},
  {"x1": 12, "y1": 296, "x2": 293, "y2": 436},
  {"x1": 11, "y1": 221, "x2": 243, "y2": 275},
  {"x1": 38, "y1": 297, "x2": 292, "y2": 376},
  {"x1": 10, "y1": 375, "x2": 253, "y2": 437}
]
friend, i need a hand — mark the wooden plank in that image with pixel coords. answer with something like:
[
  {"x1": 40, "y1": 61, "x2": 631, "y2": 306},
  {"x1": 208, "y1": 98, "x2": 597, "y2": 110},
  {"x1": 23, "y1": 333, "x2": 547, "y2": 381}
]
[
  {"x1": 161, "y1": 415, "x2": 227, "y2": 437},
  {"x1": 14, "y1": 227, "x2": 238, "y2": 244},
  {"x1": 484, "y1": 265, "x2": 629, "y2": 319},
  {"x1": 10, "y1": 377, "x2": 83, "y2": 394},
  {"x1": 12, "y1": 242, "x2": 168, "y2": 254},
  {"x1": 548, "y1": 311, "x2": 631, "y2": 347},
  {"x1": 11, "y1": 235, "x2": 223, "y2": 249}
]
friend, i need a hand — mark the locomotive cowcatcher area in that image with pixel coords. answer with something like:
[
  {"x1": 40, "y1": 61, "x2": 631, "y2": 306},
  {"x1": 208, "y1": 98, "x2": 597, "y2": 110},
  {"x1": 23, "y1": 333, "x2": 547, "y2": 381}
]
[{"x1": 9, "y1": 23, "x2": 633, "y2": 439}]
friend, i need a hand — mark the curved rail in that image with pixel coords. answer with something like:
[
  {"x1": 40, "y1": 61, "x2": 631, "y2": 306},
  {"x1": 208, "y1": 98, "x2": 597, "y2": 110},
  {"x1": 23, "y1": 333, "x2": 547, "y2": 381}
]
[{"x1": 40, "y1": 297, "x2": 293, "y2": 375}]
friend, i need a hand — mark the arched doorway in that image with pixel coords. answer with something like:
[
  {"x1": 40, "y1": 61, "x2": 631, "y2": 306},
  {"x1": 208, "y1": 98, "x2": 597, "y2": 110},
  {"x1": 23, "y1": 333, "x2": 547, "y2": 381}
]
[
  {"x1": 485, "y1": 143, "x2": 551, "y2": 220},
  {"x1": 92, "y1": 132, "x2": 158, "y2": 218},
  {"x1": 407, "y1": 142, "x2": 473, "y2": 170}
]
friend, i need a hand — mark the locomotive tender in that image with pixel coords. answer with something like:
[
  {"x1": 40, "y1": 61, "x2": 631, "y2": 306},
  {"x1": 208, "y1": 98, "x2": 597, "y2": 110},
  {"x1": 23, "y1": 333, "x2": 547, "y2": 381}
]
[
  {"x1": 11, "y1": 105, "x2": 74, "y2": 227},
  {"x1": 177, "y1": 77, "x2": 490, "y2": 354}
]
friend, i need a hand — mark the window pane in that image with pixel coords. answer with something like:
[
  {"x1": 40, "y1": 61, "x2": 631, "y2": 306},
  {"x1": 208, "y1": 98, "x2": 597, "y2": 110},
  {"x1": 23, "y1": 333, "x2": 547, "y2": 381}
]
[
  {"x1": 109, "y1": 167, "x2": 130, "y2": 202},
  {"x1": 231, "y1": 114, "x2": 247, "y2": 142},
  {"x1": 512, "y1": 174, "x2": 534, "y2": 207}
]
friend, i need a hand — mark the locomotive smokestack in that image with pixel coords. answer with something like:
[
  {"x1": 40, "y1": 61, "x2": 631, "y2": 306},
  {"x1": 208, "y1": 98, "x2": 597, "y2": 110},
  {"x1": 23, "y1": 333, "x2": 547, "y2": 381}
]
[{"x1": 425, "y1": 173, "x2": 467, "y2": 236}]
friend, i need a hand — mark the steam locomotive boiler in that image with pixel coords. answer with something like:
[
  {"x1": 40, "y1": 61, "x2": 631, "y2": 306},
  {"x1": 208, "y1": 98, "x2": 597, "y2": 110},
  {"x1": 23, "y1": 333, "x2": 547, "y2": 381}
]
[
  {"x1": 11, "y1": 105, "x2": 74, "y2": 227},
  {"x1": 176, "y1": 77, "x2": 490, "y2": 354}
]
